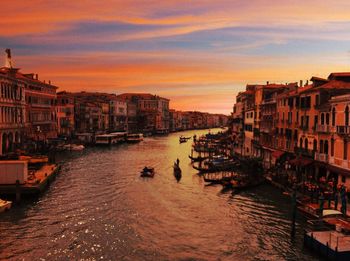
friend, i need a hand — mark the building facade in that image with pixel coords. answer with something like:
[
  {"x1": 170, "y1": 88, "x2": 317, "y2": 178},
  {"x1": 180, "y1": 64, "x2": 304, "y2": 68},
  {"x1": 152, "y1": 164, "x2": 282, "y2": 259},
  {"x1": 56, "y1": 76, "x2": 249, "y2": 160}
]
[{"x1": 0, "y1": 67, "x2": 26, "y2": 155}]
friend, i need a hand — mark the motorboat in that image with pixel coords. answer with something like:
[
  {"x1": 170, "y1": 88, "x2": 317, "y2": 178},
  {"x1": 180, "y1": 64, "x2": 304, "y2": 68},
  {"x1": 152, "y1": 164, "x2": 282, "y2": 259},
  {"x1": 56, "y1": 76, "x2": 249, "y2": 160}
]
[
  {"x1": 127, "y1": 133, "x2": 144, "y2": 143},
  {"x1": 140, "y1": 167, "x2": 155, "y2": 178},
  {"x1": 0, "y1": 199, "x2": 12, "y2": 213}
]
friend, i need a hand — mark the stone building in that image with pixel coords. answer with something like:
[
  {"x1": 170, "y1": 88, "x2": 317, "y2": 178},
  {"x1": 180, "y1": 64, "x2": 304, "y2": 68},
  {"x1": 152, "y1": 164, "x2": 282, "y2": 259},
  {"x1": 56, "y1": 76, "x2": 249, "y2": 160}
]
[{"x1": 0, "y1": 67, "x2": 25, "y2": 155}]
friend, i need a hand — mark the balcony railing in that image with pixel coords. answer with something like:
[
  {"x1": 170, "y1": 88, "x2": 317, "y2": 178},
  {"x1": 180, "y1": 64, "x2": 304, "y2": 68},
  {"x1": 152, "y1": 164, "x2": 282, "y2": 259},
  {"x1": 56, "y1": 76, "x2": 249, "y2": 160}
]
[
  {"x1": 330, "y1": 157, "x2": 350, "y2": 170},
  {"x1": 337, "y1": 125, "x2": 350, "y2": 135},
  {"x1": 299, "y1": 125, "x2": 309, "y2": 131},
  {"x1": 260, "y1": 126, "x2": 273, "y2": 133},
  {"x1": 315, "y1": 124, "x2": 335, "y2": 133},
  {"x1": 295, "y1": 147, "x2": 315, "y2": 158},
  {"x1": 262, "y1": 98, "x2": 277, "y2": 105},
  {"x1": 314, "y1": 152, "x2": 329, "y2": 163}
]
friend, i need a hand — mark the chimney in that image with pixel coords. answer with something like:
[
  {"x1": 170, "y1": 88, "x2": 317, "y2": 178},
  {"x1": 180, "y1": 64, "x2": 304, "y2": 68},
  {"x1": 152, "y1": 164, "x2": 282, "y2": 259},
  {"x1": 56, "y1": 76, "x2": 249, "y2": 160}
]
[
  {"x1": 305, "y1": 80, "x2": 309, "y2": 86},
  {"x1": 299, "y1": 80, "x2": 303, "y2": 87},
  {"x1": 5, "y1": 48, "x2": 13, "y2": 68},
  {"x1": 35, "y1": 74, "x2": 38, "y2": 80},
  {"x1": 49, "y1": 80, "x2": 51, "y2": 85},
  {"x1": 266, "y1": 81, "x2": 269, "y2": 85},
  {"x1": 295, "y1": 84, "x2": 298, "y2": 93}
]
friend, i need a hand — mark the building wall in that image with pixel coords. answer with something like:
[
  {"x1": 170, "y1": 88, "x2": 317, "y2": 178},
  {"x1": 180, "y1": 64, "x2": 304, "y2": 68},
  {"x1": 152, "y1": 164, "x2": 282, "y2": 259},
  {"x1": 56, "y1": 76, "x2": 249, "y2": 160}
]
[{"x1": 0, "y1": 71, "x2": 25, "y2": 155}]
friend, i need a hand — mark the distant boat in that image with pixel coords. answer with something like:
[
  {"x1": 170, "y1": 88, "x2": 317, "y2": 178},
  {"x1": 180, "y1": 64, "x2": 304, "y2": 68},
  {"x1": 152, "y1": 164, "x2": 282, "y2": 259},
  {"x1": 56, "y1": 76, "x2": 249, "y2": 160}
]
[
  {"x1": 179, "y1": 136, "x2": 191, "y2": 143},
  {"x1": 140, "y1": 167, "x2": 155, "y2": 178},
  {"x1": 127, "y1": 133, "x2": 144, "y2": 143},
  {"x1": 0, "y1": 199, "x2": 12, "y2": 213}
]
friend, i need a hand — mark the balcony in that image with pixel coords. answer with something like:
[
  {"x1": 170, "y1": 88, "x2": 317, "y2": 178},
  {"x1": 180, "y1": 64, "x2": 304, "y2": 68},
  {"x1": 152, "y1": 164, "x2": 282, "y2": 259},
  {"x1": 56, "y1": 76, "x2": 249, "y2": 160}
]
[
  {"x1": 315, "y1": 124, "x2": 335, "y2": 133},
  {"x1": 299, "y1": 125, "x2": 309, "y2": 131},
  {"x1": 262, "y1": 98, "x2": 277, "y2": 105},
  {"x1": 260, "y1": 126, "x2": 273, "y2": 133},
  {"x1": 337, "y1": 125, "x2": 350, "y2": 135},
  {"x1": 314, "y1": 152, "x2": 329, "y2": 163},
  {"x1": 294, "y1": 147, "x2": 314, "y2": 158},
  {"x1": 331, "y1": 157, "x2": 350, "y2": 170}
]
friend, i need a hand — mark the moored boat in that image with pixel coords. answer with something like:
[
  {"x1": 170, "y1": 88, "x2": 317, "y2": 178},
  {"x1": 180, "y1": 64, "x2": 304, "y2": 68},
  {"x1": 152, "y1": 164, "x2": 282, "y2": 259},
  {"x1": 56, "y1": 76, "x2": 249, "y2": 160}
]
[
  {"x1": 188, "y1": 155, "x2": 208, "y2": 162},
  {"x1": 0, "y1": 198, "x2": 12, "y2": 213},
  {"x1": 127, "y1": 133, "x2": 144, "y2": 143}
]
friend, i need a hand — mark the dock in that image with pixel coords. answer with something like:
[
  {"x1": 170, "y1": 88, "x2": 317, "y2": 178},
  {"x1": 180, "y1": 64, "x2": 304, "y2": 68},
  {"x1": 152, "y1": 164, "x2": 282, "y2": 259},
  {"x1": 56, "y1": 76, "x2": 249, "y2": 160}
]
[
  {"x1": 304, "y1": 230, "x2": 350, "y2": 260},
  {"x1": 0, "y1": 164, "x2": 60, "y2": 197}
]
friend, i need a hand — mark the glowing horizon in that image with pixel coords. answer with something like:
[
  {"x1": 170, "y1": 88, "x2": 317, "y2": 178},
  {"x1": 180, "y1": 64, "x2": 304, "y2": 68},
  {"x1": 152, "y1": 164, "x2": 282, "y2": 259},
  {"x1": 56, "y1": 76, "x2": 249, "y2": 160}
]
[{"x1": 1, "y1": 0, "x2": 350, "y2": 114}]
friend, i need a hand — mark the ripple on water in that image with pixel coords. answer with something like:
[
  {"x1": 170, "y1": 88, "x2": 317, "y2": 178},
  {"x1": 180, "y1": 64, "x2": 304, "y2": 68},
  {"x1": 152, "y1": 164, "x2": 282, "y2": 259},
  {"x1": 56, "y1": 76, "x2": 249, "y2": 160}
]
[{"x1": 0, "y1": 129, "x2": 318, "y2": 261}]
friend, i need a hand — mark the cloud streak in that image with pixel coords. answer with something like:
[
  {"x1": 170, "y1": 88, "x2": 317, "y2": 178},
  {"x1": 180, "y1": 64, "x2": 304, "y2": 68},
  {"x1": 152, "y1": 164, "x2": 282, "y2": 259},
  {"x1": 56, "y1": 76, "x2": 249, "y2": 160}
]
[{"x1": 1, "y1": 1, "x2": 350, "y2": 113}]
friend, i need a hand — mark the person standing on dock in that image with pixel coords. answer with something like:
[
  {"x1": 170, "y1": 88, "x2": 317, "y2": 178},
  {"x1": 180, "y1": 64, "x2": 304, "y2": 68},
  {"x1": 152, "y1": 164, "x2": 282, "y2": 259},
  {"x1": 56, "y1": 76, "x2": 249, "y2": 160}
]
[{"x1": 334, "y1": 190, "x2": 339, "y2": 210}]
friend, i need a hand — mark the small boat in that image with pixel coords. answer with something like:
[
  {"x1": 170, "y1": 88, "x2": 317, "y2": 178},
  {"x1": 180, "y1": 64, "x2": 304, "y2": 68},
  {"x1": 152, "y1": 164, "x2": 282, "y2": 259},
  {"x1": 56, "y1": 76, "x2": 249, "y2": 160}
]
[
  {"x1": 127, "y1": 133, "x2": 144, "y2": 143},
  {"x1": 173, "y1": 162, "x2": 182, "y2": 181},
  {"x1": 179, "y1": 136, "x2": 191, "y2": 143},
  {"x1": 230, "y1": 176, "x2": 265, "y2": 192},
  {"x1": 188, "y1": 155, "x2": 208, "y2": 162},
  {"x1": 71, "y1": 144, "x2": 85, "y2": 151},
  {"x1": 0, "y1": 199, "x2": 12, "y2": 213},
  {"x1": 140, "y1": 167, "x2": 155, "y2": 178}
]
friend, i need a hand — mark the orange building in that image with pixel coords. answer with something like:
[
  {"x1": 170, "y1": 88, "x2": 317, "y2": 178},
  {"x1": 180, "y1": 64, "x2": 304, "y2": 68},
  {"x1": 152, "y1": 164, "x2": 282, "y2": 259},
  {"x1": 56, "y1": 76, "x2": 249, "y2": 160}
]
[{"x1": 56, "y1": 91, "x2": 75, "y2": 138}]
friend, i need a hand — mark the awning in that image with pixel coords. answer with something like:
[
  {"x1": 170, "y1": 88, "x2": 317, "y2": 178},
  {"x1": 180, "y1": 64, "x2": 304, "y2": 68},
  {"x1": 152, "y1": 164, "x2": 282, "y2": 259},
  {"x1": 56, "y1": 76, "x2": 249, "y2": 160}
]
[
  {"x1": 289, "y1": 157, "x2": 313, "y2": 167},
  {"x1": 326, "y1": 164, "x2": 350, "y2": 177},
  {"x1": 272, "y1": 150, "x2": 285, "y2": 159}
]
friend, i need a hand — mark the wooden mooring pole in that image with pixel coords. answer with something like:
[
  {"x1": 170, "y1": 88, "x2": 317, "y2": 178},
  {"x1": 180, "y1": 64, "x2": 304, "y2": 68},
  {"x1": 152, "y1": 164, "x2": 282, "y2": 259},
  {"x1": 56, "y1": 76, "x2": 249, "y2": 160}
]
[
  {"x1": 15, "y1": 179, "x2": 21, "y2": 203},
  {"x1": 291, "y1": 188, "x2": 297, "y2": 238}
]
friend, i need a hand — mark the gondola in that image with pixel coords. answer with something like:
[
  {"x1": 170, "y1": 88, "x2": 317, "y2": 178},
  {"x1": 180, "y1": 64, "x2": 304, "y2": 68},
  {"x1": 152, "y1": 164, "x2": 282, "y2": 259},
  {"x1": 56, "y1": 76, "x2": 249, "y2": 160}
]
[
  {"x1": 173, "y1": 162, "x2": 182, "y2": 181},
  {"x1": 188, "y1": 155, "x2": 208, "y2": 162}
]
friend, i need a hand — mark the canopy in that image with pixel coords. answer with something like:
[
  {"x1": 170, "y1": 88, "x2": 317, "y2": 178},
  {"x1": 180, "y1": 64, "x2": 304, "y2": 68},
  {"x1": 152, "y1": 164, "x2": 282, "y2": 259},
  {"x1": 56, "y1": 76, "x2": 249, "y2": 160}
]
[{"x1": 289, "y1": 157, "x2": 313, "y2": 167}]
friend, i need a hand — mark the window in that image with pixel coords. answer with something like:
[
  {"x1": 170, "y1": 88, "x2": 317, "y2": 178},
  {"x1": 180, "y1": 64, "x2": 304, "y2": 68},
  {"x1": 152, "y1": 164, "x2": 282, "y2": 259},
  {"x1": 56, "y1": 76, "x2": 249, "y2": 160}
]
[
  {"x1": 315, "y1": 95, "x2": 319, "y2": 106},
  {"x1": 313, "y1": 139, "x2": 317, "y2": 152},
  {"x1": 321, "y1": 113, "x2": 324, "y2": 125},
  {"x1": 296, "y1": 111, "x2": 299, "y2": 123},
  {"x1": 326, "y1": 113, "x2": 330, "y2": 125},
  {"x1": 314, "y1": 115, "x2": 318, "y2": 129},
  {"x1": 304, "y1": 138, "x2": 308, "y2": 150},
  {"x1": 324, "y1": 140, "x2": 329, "y2": 155},
  {"x1": 320, "y1": 140, "x2": 324, "y2": 153},
  {"x1": 345, "y1": 106, "x2": 349, "y2": 126},
  {"x1": 299, "y1": 138, "x2": 303, "y2": 148},
  {"x1": 332, "y1": 108, "x2": 336, "y2": 126},
  {"x1": 342, "y1": 176, "x2": 346, "y2": 183},
  {"x1": 331, "y1": 139, "x2": 334, "y2": 156}
]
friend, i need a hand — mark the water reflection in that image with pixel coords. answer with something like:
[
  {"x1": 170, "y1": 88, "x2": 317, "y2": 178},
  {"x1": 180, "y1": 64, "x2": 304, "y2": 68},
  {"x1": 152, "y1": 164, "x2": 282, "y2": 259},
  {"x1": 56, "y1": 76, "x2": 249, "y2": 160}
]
[{"x1": 0, "y1": 129, "x2": 317, "y2": 260}]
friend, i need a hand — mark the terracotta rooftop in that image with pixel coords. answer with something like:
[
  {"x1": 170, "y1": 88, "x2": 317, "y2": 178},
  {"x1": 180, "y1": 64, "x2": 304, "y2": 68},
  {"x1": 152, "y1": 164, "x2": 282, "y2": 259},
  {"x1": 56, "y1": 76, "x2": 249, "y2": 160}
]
[
  {"x1": 328, "y1": 72, "x2": 350, "y2": 80},
  {"x1": 117, "y1": 93, "x2": 170, "y2": 101},
  {"x1": 0, "y1": 67, "x2": 57, "y2": 89}
]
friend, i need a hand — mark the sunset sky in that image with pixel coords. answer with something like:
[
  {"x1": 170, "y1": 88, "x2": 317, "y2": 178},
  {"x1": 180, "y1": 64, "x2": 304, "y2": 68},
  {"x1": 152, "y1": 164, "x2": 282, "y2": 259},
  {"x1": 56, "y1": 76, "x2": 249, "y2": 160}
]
[{"x1": 1, "y1": 1, "x2": 350, "y2": 114}]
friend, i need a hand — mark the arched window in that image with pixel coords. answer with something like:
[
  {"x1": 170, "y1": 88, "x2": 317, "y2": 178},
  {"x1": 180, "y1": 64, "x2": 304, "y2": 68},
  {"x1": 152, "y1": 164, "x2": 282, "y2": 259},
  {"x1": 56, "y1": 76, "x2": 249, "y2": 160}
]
[
  {"x1": 324, "y1": 140, "x2": 329, "y2": 155},
  {"x1": 346, "y1": 106, "x2": 349, "y2": 126},
  {"x1": 313, "y1": 139, "x2": 317, "y2": 152},
  {"x1": 299, "y1": 137, "x2": 303, "y2": 148},
  {"x1": 321, "y1": 113, "x2": 325, "y2": 125},
  {"x1": 304, "y1": 138, "x2": 308, "y2": 150},
  {"x1": 320, "y1": 140, "x2": 324, "y2": 153},
  {"x1": 326, "y1": 113, "x2": 330, "y2": 125},
  {"x1": 332, "y1": 107, "x2": 336, "y2": 126}
]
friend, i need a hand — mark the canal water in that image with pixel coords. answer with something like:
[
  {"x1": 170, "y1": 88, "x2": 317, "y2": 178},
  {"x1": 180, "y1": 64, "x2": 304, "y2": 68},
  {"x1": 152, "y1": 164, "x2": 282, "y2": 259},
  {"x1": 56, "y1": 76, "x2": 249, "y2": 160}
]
[{"x1": 0, "y1": 129, "x2": 318, "y2": 260}]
